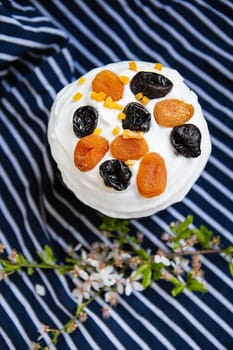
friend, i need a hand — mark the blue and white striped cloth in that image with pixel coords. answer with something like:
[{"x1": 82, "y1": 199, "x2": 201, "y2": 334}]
[{"x1": 1, "y1": 1, "x2": 233, "y2": 349}]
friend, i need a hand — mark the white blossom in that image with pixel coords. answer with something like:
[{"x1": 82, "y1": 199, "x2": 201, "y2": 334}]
[
  {"x1": 35, "y1": 284, "x2": 46, "y2": 296},
  {"x1": 92, "y1": 265, "x2": 118, "y2": 288},
  {"x1": 72, "y1": 285, "x2": 90, "y2": 305},
  {"x1": 125, "y1": 273, "x2": 144, "y2": 296},
  {"x1": 154, "y1": 254, "x2": 170, "y2": 266}
]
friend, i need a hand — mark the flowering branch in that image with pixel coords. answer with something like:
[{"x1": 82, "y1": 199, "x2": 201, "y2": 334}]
[{"x1": 0, "y1": 215, "x2": 232, "y2": 349}]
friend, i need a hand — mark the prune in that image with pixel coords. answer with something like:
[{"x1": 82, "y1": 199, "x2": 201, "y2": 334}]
[
  {"x1": 122, "y1": 102, "x2": 151, "y2": 132},
  {"x1": 130, "y1": 71, "x2": 173, "y2": 99},
  {"x1": 170, "y1": 124, "x2": 201, "y2": 158},
  {"x1": 99, "y1": 159, "x2": 132, "y2": 191},
  {"x1": 73, "y1": 106, "x2": 98, "y2": 138}
]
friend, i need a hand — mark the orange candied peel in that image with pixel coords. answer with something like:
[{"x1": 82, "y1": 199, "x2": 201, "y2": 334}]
[
  {"x1": 110, "y1": 135, "x2": 148, "y2": 161},
  {"x1": 92, "y1": 69, "x2": 124, "y2": 101},
  {"x1": 119, "y1": 75, "x2": 130, "y2": 84},
  {"x1": 103, "y1": 96, "x2": 123, "y2": 110},
  {"x1": 154, "y1": 99, "x2": 194, "y2": 127},
  {"x1": 112, "y1": 126, "x2": 121, "y2": 136},
  {"x1": 72, "y1": 92, "x2": 83, "y2": 102},
  {"x1": 77, "y1": 76, "x2": 86, "y2": 85},
  {"x1": 154, "y1": 62, "x2": 163, "y2": 70},
  {"x1": 137, "y1": 152, "x2": 167, "y2": 198},
  {"x1": 93, "y1": 127, "x2": 102, "y2": 135},
  {"x1": 118, "y1": 112, "x2": 126, "y2": 120},
  {"x1": 135, "y1": 92, "x2": 150, "y2": 104},
  {"x1": 74, "y1": 134, "x2": 109, "y2": 171},
  {"x1": 122, "y1": 129, "x2": 144, "y2": 139},
  {"x1": 129, "y1": 61, "x2": 137, "y2": 71},
  {"x1": 90, "y1": 91, "x2": 107, "y2": 102}
]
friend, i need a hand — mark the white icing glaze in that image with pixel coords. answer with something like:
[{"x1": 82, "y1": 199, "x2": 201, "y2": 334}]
[{"x1": 48, "y1": 61, "x2": 211, "y2": 218}]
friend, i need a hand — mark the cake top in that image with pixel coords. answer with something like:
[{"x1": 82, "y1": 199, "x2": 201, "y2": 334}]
[{"x1": 48, "y1": 61, "x2": 211, "y2": 218}]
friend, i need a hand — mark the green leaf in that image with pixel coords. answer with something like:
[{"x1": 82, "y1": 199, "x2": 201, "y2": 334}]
[
  {"x1": 171, "y1": 285, "x2": 185, "y2": 296},
  {"x1": 137, "y1": 248, "x2": 149, "y2": 261},
  {"x1": 194, "y1": 225, "x2": 213, "y2": 248},
  {"x1": 169, "y1": 276, "x2": 184, "y2": 287},
  {"x1": 187, "y1": 278, "x2": 208, "y2": 293},
  {"x1": 171, "y1": 215, "x2": 193, "y2": 235},
  {"x1": 15, "y1": 254, "x2": 28, "y2": 265},
  {"x1": 27, "y1": 267, "x2": 34, "y2": 275},
  {"x1": 229, "y1": 261, "x2": 233, "y2": 277},
  {"x1": 37, "y1": 245, "x2": 56, "y2": 265},
  {"x1": 173, "y1": 229, "x2": 193, "y2": 243},
  {"x1": 224, "y1": 246, "x2": 233, "y2": 255},
  {"x1": 151, "y1": 262, "x2": 163, "y2": 281},
  {"x1": 99, "y1": 216, "x2": 130, "y2": 234},
  {"x1": 133, "y1": 263, "x2": 148, "y2": 279},
  {"x1": 142, "y1": 266, "x2": 152, "y2": 289}
]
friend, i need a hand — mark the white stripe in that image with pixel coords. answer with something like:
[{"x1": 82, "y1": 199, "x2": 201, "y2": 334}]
[
  {"x1": 78, "y1": 324, "x2": 102, "y2": 350},
  {"x1": 47, "y1": 56, "x2": 69, "y2": 87},
  {"x1": 194, "y1": 0, "x2": 233, "y2": 25},
  {"x1": 0, "y1": 15, "x2": 67, "y2": 37},
  {"x1": 149, "y1": 0, "x2": 233, "y2": 60},
  {"x1": 118, "y1": 297, "x2": 176, "y2": 350},
  {"x1": 75, "y1": 0, "x2": 139, "y2": 60},
  {"x1": 0, "y1": 34, "x2": 59, "y2": 51},
  {"x1": 169, "y1": 203, "x2": 233, "y2": 243},
  {"x1": 10, "y1": 1, "x2": 35, "y2": 12},
  {"x1": 119, "y1": 0, "x2": 233, "y2": 100},
  {"x1": 172, "y1": 0, "x2": 233, "y2": 45},
  {"x1": 95, "y1": 297, "x2": 151, "y2": 350},
  {"x1": 204, "y1": 280, "x2": 233, "y2": 312},
  {"x1": 2, "y1": 102, "x2": 47, "y2": 158},
  {"x1": 0, "y1": 327, "x2": 17, "y2": 350},
  {"x1": 136, "y1": 290, "x2": 204, "y2": 350},
  {"x1": 205, "y1": 110, "x2": 233, "y2": 138},
  {"x1": 85, "y1": 308, "x2": 126, "y2": 350},
  {"x1": 193, "y1": 183, "x2": 233, "y2": 221},
  {"x1": 184, "y1": 290, "x2": 233, "y2": 337},
  {"x1": 187, "y1": 80, "x2": 233, "y2": 119},
  {"x1": 202, "y1": 171, "x2": 233, "y2": 201},
  {"x1": 0, "y1": 211, "x2": 78, "y2": 350},
  {"x1": 137, "y1": 211, "x2": 233, "y2": 295},
  {"x1": 43, "y1": 197, "x2": 91, "y2": 249},
  {"x1": 34, "y1": 66, "x2": 57, "y2": 99},
  {"x1": 0, "y1": 295, "x2": 32, "y2": 347},
  {"x1": 11, "y1": 88, "x2": 46, "y2": 132},
  {"x1": 152, "y1": 284, "x2": 227, "y2": 350},
  {"x1": 96, "y1": 0, "x2": 167, "y2": 65},
  {"x1": 0, "y1": 53, "x2": 18, "y2": 61},
  {"x1": 13, "y1": 14, "x2": 49, "y2": 23},
  {"x1": 4, "y1": 278, "x2": 56, "y2": 349},
  {"x1": 136, "y1": 0, "x2": 233, "y2": 78},
  {"x1": 19, "y1": 272, "x2": 78, "y2": 350},
  {"x1": 53, "y1": 1, "x2": 119, "y2": 62},
  {"x1": 62, "y1": 47, "x2": 75, "y2": 76},
  {"x1": 209, "y1": 155, "x2": 233, "y2": 180},
  {"x1": 30, "y1": 0, "x2": 103, "y2": 67},
  {"x1": 211, "y1": 136, "x2": 233, "y2": 159},
  {"x1": 202, "y1": 258, "x2": 233, "y2": 291}
]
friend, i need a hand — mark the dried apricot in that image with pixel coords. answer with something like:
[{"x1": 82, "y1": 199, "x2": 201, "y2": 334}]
[
  {"x1": 136, "y1": 152, "x2": 167, "y2": 198},
  {"x1": 110, "y1": 135, "x2": 148, "y2": 161},
  {"x1": 154, "y1": 99, "x2": 194, "y2": 127},
  {"x1": 92, "y1": 70, "x2": 124, "y2": 101},
  {"x1": 74, "y1": 134, "x2": 109, "y2": 171}
]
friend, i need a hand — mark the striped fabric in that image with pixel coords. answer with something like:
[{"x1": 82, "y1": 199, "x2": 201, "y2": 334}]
[{"x1": 1, "y1": 0, "x2": 233, "y2": 349}]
